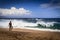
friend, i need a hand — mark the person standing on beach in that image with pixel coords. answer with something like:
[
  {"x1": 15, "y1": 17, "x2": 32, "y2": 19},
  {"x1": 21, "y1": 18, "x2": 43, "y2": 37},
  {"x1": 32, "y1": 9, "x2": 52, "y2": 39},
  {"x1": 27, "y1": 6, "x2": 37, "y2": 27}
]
[{"x1": 9, "y1": 21, "x2": 13, "y2": 31}]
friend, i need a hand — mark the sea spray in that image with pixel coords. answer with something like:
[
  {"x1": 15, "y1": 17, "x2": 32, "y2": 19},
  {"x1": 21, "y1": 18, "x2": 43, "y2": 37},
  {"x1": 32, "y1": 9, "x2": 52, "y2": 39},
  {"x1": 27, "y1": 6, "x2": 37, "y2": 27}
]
[
  {"x1": 0, "y1": 19, "x2": 60, "y2": 31},
  {"x1": 36, "y1": 19, "x2": 57, "y2": 27}
]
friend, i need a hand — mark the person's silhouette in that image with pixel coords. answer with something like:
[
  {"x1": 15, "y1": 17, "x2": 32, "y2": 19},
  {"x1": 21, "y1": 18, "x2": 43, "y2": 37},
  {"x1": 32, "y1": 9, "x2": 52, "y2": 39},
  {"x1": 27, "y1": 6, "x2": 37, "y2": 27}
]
[{"x1": 9, "y1": 21, "x2": 13, "y2": 31}]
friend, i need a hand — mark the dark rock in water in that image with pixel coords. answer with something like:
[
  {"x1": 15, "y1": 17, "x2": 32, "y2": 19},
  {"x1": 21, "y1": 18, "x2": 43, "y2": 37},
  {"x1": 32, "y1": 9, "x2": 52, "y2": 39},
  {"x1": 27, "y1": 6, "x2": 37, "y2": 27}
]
[
  {"x1": 49, "y1": 23, "x2": 60, "y2": 29},
  {"x1": 37, "y1": 23, "x2": 60, "y2": 30},
  {"x1": 37, "y1": 24, "x2": 46, "y2": 28}
]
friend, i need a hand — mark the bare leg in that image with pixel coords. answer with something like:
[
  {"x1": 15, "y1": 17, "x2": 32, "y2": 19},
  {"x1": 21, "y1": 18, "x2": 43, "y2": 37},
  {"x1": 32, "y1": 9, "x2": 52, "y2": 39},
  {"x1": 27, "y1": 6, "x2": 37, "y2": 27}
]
[{"x1": 9, "y1": 26, "x2": 13, "y2": 31}]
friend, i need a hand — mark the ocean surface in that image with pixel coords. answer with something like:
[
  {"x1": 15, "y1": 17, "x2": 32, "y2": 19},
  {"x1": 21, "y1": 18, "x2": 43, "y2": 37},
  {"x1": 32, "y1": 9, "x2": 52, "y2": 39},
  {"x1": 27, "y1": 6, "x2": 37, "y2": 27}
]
[{"x1": 0, "y1": 18, "x2": 60, "y2": 32}]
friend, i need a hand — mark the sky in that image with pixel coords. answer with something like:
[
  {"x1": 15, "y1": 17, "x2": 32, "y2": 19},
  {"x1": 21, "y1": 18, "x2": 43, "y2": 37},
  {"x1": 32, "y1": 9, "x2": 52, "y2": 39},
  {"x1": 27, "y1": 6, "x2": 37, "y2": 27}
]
[{"x1": 0, "y1": 0, "x2": 60, "y2": 18}]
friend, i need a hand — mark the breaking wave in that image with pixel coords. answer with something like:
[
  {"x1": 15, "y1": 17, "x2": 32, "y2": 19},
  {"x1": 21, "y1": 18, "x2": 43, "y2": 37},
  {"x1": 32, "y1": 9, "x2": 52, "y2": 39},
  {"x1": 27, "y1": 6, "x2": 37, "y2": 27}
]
[{"x1": 0, "y1": 19, "x2": 60, "y2": 32}]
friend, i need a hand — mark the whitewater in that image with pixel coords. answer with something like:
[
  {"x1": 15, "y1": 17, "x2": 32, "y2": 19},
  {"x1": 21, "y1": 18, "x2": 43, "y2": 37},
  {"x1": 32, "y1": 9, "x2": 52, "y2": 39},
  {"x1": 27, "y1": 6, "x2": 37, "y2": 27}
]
[{"x1": 0, "y1": 19, "x2": 60, "y2": 32}]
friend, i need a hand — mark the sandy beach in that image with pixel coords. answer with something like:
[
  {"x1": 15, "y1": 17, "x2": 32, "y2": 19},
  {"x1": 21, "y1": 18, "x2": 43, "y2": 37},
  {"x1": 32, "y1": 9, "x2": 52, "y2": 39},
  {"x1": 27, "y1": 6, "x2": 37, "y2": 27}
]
[{"x1": 0, "y1": 28, "x2": 60, "y2": 40}]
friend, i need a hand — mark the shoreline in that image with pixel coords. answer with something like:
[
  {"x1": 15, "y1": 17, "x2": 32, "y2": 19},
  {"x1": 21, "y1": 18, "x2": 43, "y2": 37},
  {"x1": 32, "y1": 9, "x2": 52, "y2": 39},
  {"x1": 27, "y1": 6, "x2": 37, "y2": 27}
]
[
  {"x1": 0, "y1": 28, "x2": 60, "y2": 32},
  {"x1": 0, "y1": 27, "x2": 60, "y2": 32}
]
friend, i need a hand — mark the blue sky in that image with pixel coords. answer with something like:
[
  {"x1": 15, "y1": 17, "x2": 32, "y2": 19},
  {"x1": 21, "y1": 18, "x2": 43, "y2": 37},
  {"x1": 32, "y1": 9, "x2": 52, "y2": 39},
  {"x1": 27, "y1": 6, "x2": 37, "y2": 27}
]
[{"x1": 0, "y1": 0, "x2": 60, "y2": 18}]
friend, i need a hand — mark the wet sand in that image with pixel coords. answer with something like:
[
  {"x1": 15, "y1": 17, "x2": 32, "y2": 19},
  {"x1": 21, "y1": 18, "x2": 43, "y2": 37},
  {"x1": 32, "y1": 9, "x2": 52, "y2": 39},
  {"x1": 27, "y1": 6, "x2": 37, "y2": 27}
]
[{"x1": 0, "y1": 28, "x2": 60, "y2": 40}]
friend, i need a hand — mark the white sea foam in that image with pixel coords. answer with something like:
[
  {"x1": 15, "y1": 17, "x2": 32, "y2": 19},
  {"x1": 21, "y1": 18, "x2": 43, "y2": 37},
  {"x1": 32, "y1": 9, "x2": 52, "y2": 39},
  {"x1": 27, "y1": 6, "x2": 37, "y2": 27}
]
[
  {"x1": 36, "y1": 19, "x2": 56, "y2": 27},
  {"x1": 12, "y1": 20, "x2": 37, "y2": 28},
  {"x1": 0, "y1": 19, "x2": 60, "y2": 32},
  {"x1": 0, "y1": 19, "x2": 58, "y2": 28},
  {"x1": 0, "y1": 19, "x2": 37, "y2": 28},
  {"x1": 19, "y1": 27, "x2": 60, "y2": 32}
]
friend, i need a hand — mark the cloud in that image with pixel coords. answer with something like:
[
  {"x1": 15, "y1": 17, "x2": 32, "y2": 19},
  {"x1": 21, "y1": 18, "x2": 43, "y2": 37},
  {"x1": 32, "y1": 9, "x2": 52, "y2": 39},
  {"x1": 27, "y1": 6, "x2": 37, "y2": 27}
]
[
  {"x1": 0, "y1": 7, "x2": 32, "y2": 16},
  {"x1": 40, "y1": 4, "x2": 51, "y2": 8},
  {"x1": 40, "y1": 0, "x2": 60, "y2": 8},
  {"x1": 40, "y1": 3, "x2": 60, "y2": 8}
]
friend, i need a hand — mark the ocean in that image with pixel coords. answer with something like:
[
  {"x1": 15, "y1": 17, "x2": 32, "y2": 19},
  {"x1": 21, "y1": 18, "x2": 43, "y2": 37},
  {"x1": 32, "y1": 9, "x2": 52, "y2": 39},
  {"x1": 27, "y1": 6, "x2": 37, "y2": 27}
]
[{"x1": 0, "y1": 18, "x2": 60, "y2": 32}]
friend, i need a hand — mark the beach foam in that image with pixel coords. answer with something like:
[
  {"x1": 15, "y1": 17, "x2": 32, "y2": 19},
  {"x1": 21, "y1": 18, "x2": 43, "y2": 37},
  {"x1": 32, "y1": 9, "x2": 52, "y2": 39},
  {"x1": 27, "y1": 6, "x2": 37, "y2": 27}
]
[{"x1": 0, "y1": 19, "x2": 60, "y2": 32}]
